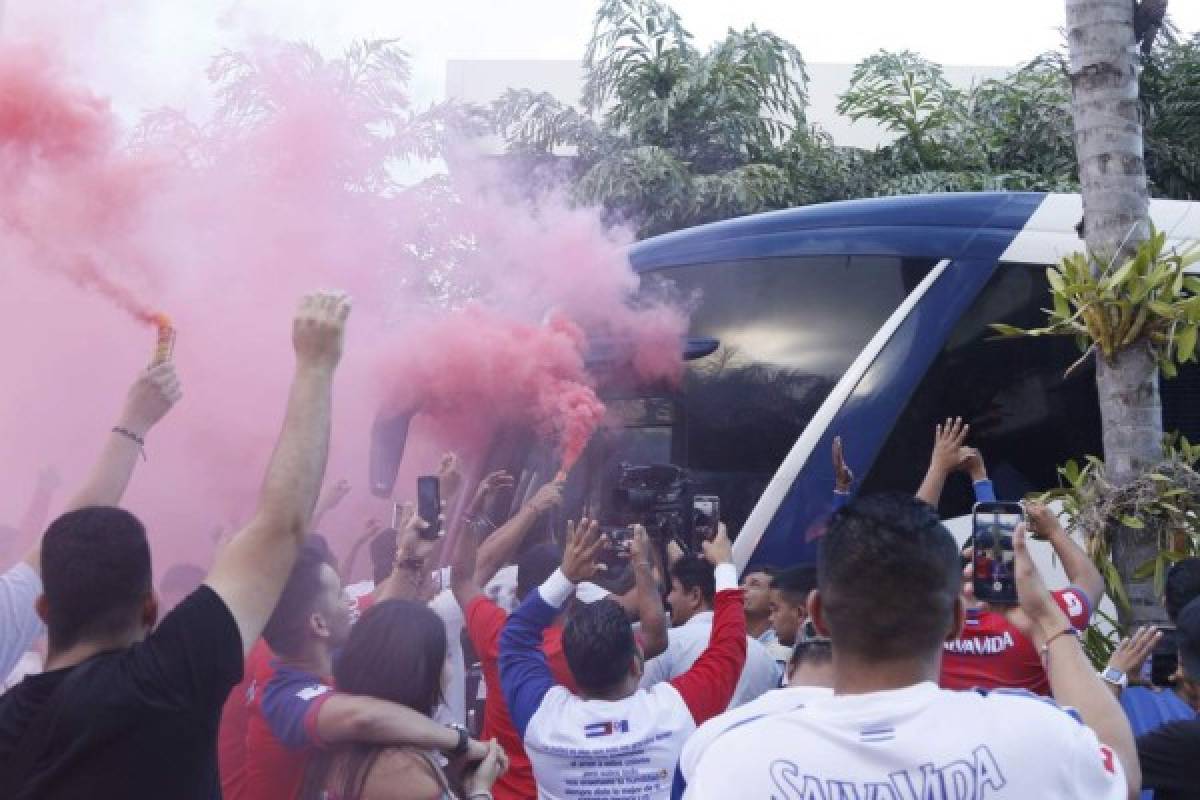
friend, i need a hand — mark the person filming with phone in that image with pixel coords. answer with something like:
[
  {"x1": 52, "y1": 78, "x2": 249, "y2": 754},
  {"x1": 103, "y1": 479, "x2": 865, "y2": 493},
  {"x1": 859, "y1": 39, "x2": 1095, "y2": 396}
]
[
  {"x1": 677, "y1": 493, "x2": 1139, "y2": 800},
  {"x1": 912, "y1": 420, "x2": 1104, "y2": 695}
]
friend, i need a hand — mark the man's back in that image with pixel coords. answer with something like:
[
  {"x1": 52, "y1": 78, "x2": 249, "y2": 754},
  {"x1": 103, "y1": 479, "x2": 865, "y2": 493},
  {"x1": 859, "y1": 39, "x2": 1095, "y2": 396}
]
[
  {"x1": 0, "y1": 586, "x2": 243, "y2": 799},
  {"x1": 525, "y1": 682, "x2": 700, "y2": 800},
  {"x1": 679, "y1": 682, "x2": 1127, "y2": 800},
  {"x1": 640, "y1": 612, "x2": 780, "y2": 704}
]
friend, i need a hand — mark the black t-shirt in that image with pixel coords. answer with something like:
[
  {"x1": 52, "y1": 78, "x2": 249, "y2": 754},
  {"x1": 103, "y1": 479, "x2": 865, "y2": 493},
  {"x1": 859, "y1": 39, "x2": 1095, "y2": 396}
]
[
  {"x1": 1138, "y1": 717, "x2": 1200, "y2": 800},
  {"x1": 0, "y1": 585, "x2": 243, "y2": 800}
]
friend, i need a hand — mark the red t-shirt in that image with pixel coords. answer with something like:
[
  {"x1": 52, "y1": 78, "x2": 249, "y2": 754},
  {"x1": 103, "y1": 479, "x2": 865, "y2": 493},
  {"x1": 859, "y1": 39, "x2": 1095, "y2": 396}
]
[
  {"x1": 940, "y1": 587, "x2": 1092, "y2": 695},
  {"x1": 239, "y1": 661, "x2": 334, "y2": 800},
  {"x1": 466, "y1": 595, "x2": 576, "y2": 800},
  {"x1": 219, "y1": 639, "x2": 275, "y2": 800}
]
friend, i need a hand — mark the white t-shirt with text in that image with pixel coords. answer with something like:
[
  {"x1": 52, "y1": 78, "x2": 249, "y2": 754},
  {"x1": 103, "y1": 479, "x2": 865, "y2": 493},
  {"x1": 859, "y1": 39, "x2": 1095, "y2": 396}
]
[{"x1": 679, "y1": 682, "x2": 1127, "y2": 800}]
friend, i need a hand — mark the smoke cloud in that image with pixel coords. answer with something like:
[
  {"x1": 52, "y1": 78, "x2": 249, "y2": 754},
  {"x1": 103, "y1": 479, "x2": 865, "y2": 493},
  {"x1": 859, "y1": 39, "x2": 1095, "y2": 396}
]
[{"x1": 0, "y1": 22, "x2": 685, "y2": 575}]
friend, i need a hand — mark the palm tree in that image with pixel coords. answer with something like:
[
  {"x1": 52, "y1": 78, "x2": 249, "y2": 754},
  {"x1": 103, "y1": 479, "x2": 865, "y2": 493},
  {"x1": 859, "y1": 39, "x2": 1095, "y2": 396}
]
[
  {"x1": 490, "y1": 0, "x2": 809, "y2": 237},
  {"x1": 1064, "y1": 0, "x2": 1159, "y2": 624}
]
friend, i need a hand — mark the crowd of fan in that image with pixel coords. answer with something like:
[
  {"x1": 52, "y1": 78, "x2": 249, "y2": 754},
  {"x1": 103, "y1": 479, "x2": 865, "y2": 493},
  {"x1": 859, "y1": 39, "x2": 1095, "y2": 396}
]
[{"x1": 0, "y1": 291, "x2": 1197, "y2": 799}]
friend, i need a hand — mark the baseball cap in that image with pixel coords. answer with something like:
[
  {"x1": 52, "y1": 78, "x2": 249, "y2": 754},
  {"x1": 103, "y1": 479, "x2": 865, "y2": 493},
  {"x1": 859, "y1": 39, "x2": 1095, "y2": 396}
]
[{"x1": 1177, "y1": 596, "x2": 1200, "y2": 679}]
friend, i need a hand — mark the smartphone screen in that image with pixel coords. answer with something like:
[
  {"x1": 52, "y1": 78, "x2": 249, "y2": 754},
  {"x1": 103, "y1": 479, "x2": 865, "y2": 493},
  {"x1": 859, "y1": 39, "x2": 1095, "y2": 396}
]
[
  {"x1": 416, "y1": 476, "x2": 442, "y2": 540},
  {"x1": 972, "y1": 502, "x2": 1023, "y2": 605},
  {"x1": 693, "y1": 495, "x2": 720, "y2": 542}
]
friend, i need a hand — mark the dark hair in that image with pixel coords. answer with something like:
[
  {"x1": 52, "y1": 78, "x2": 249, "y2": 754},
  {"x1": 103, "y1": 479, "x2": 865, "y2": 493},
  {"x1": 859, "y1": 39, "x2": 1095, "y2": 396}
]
[
  {"x1": 517, "y1": 543, "x2": 562, "y2": 602},
  {"x1": 301, "y1": 599, "x2": 448, "y2": 800},
  {"x1": 262, "y1": 540, "x2": 334, "y2": 657},
  {"x1": 1166, "y1": 558, "x2": 1200, "y2": 623},
  {"x1": 41, "y1": 507, "x2": 152, "y2": 652},
  {"x1": 818, "y1": 493, "x2": 961, "y2": 661},
  {"x1": 788, "y1": 637, "x2": 833, "y2": 671},
  {"x1": 771, "y1": 564, "x2": 818, "y2": 607},
  {"x1": 369, "y1": 528, "x2": 399, "y2": 584},
  {"x1": 671, "y1": 554, "x2": 715, "y2": 607},
  {"x1": 562, "y1": 598, "x2": 637, "y2": 693}
]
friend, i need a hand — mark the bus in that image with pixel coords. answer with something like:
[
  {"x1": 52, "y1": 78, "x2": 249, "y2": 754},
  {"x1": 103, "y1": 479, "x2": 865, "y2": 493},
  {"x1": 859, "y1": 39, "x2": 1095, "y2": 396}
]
[{"x1": 381, "y1": 191, "x2": 1200, "y2": 573}]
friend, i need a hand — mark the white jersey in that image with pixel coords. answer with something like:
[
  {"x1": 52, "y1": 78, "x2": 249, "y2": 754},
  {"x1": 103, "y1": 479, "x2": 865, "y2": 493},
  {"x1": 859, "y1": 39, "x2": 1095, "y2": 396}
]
[
  {"x1": 525, "y1": 682, "x2": 697, "y2": 800},
  {"x1": 679, "y1": 682, "x2": 1127, "y2": 800},
  {"x1": 640, "y1": 611, "x2": 781, "y2": 707}
]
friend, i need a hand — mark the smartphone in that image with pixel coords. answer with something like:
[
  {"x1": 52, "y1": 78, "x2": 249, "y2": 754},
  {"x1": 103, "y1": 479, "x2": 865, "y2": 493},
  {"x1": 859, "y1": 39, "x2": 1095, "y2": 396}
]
[
  {"x1": 609, "y1": 526, "x2": 634, "y2": 557},
  {"x1": 693, "y1": 495, "x2": 720, "y2": 542},
  {"x1": 1151, "y1": 626, "x2": 1179, "y2": 687},
  {"x1": 416, "y1": 476, "x2": 442, "y2": 540},
  {"x1": 972, "y1": 502, "x2": 1023, "y2": 605}
]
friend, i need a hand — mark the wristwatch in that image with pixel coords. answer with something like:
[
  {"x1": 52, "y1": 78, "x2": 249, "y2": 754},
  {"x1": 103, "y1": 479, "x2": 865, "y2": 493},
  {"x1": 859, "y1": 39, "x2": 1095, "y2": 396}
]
[
  {"x1": 1100, "y1": 666, "x2": 1128, "y2": 689},
  {"x1": 445, "y1": 723, "x2": 469, "y2": 757}
]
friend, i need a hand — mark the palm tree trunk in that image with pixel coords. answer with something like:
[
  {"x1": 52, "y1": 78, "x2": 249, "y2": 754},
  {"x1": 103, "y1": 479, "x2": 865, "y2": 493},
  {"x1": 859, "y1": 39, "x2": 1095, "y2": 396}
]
[{"x1": 1066, "y1": 0, "x2": 1161, "y2": 625}]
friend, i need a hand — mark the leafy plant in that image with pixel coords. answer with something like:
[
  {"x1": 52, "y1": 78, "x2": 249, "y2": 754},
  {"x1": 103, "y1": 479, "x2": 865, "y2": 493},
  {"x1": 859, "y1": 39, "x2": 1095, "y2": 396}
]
[
  {"x1": 1033, "y1": 434, "x2": 1200, "y2": 666},
  {"x1": 991, "y1": 228, "x2": 1200, "y2": 377}
]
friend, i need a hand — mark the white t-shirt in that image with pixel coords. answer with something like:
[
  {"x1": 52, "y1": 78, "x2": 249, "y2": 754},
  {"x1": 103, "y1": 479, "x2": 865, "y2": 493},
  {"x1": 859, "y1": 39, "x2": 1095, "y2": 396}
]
[
  {"x1": 0, "y1": 562, "x2": 45, "y2": 679},
  {"x1": 525, "y1": 682, "x2": 699, "y2": 800},
  {"x1": 679, "y1": 682, "x2": 1127, "y2": 800},
  {"x1": 640, "y1": 611, "x2": 781, "y2": 707}
]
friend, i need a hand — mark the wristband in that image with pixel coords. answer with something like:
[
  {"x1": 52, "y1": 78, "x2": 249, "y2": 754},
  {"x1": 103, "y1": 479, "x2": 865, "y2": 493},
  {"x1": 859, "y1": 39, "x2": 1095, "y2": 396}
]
[
  {"x1": 1039, "y1": 627, "x2": 1080, "y2": 662},
  {"x1": 112, "y1": 427, "x2": 147, "y2": 461},
  {"x1": 467, "y1": 793, "x2": 494, "y2": 800},
  {"x1": 445, "y1": 724, "x2": 469, "y2": 757}
]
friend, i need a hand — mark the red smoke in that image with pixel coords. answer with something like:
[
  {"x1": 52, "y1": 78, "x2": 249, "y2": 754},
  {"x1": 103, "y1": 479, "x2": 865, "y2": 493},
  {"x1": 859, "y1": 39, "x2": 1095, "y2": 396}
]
[
  {"x1": 0, "y1": 32, "x2": 686, "y2": 573},
  {"x1": 379, "y1": 307, "x2": 607, "y2": 471},
  {"x1": 0, "y1": 44, "x2": 161, "y2": 324}
]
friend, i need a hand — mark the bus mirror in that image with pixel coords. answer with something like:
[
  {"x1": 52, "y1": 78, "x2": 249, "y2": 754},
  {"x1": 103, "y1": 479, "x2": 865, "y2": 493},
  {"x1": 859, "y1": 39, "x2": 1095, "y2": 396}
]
[{"x1": 684, "y1": 337, "x2": 719, "y2": 360}]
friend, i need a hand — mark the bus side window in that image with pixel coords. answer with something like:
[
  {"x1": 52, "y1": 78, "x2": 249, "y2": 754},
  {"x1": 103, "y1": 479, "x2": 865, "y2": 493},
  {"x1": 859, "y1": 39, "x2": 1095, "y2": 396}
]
[{"x1": 860, "y1": 262, "x2": 1103, "y2": 518}]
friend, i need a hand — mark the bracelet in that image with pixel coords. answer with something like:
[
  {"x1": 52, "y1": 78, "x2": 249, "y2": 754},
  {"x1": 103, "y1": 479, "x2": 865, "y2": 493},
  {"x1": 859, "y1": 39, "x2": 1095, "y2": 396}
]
[
  {"x1": 112, "y1": 427, "x2": 147, "y2": 461},
  {"x1": 467, "y1": 793, "x2": 493, "y2": 800},
  {"x1": 1039, "y1": 627, "x2": 1080, "y2": 662},
  {"x1": 445, "y1": 723, "x2": 469, "y2": 757}
]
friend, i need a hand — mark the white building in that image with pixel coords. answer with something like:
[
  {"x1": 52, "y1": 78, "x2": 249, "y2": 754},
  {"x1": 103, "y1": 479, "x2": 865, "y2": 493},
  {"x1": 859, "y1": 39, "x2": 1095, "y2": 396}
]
[{"x1": 446, "y1": 59, "x2": 1011, "y2": 151}]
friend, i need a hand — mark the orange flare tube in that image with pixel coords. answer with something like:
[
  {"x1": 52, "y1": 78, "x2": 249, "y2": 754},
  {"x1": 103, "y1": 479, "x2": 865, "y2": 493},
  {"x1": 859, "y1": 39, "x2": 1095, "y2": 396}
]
[{"x1": 151, "y1": 313, "x2": 175, "y2": 364}]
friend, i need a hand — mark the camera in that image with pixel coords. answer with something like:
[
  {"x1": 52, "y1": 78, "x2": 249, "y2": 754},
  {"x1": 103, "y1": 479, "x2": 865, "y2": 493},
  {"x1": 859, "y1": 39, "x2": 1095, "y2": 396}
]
[{"x1": 608, "y1": 463, "x2": 690, "y2": 542}]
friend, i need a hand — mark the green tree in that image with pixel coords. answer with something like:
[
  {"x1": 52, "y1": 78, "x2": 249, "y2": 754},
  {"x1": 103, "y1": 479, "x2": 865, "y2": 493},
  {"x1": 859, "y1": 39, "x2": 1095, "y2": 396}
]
[{"x1": 491, "y1": 0, "x2": 809, "y2": 236}]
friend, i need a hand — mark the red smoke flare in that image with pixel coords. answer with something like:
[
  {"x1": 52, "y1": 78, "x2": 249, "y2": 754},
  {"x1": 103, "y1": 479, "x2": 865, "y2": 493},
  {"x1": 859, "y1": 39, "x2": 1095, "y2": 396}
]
[{"x1": 380, "y1": 306, "x2": 607, "y2": 467}]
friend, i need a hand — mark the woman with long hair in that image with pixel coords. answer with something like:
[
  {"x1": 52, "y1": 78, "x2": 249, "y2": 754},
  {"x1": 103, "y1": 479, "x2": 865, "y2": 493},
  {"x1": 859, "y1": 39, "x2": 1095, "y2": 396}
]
[{"x1": 301, "y1": 599, "x2": 507, "y2": 800}]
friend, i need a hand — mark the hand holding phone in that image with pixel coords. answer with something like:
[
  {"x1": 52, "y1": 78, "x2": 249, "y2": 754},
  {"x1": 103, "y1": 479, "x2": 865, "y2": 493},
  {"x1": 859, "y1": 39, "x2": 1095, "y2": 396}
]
[
  {"x1": 693, "y1": 495, "x2": 720, "y2": 543},
  {"x1": 416, "y1": 475, "x2": 442, "y2": 541},
  {"x1": 972, "y1": 502, "x2": 1024, "y2": 605}
]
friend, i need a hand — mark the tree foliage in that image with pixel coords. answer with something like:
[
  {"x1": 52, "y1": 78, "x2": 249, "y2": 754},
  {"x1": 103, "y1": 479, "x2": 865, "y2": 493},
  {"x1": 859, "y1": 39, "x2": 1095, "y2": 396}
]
[{"x1": 489, "y1": 2, "x2": 1200, "y2": 239}]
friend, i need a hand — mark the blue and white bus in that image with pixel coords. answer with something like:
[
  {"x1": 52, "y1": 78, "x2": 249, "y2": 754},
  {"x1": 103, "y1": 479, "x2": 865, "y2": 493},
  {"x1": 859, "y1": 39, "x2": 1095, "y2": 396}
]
[{"x1": 417, "y1": 192, "x2": 1200, "y2": 571}]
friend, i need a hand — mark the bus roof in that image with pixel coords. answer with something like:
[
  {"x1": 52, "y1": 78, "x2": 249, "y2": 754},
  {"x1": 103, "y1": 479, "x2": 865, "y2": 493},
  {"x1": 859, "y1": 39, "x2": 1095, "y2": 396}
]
[{"x1": 629, "y1": 192, "x2": 1200, "y2": 272}]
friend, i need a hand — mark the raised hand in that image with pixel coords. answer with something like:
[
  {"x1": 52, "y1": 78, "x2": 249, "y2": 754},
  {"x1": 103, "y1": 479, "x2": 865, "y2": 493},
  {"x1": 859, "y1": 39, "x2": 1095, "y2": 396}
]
[
  {"x1": 930, "y1": 417, "x2": 970, "y2": 475},
  {"x1": 628, "y1": 525, "x2": 651, "y2": 565},
  {"x1": 701, "y1": 523, "x2": 733, "y2": 566},
  {"x1": 439, "y1": 453, "x2": 463, "y2": 502},
  {"x1": 526, "y1": 480, "x2": 565, "y2": 515},
  {"x1": 959, "y1": 447, "x2": 988, "y2": 482},
  {"x1": 1024, "y1": 501, "x2": 1063, "y2": 542},
  {"x1": 119, "y1": 362, "x2": 182, "y2": 436},
  {"x1": 292, "y1": 291, "x2": 351, "y2": 370},
  {"x1": 469, "y1": 470, "x2": 515, "y2": 514},
  {"x1": 832, "y1": 436, "x2": 854, "y2": 492},
  {"x1": 1108, "y1": 626, "x2": 1162, "y2": 678},
  {"x1": 562, "y1": 519, "x2": 605, "y2": 583}
]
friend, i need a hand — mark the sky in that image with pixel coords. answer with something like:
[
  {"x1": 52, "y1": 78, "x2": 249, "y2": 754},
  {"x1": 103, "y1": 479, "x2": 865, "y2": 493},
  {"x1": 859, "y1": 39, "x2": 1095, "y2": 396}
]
[{"x1": 4, "y1": 0, "x2": 1199, "y2": 122}]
